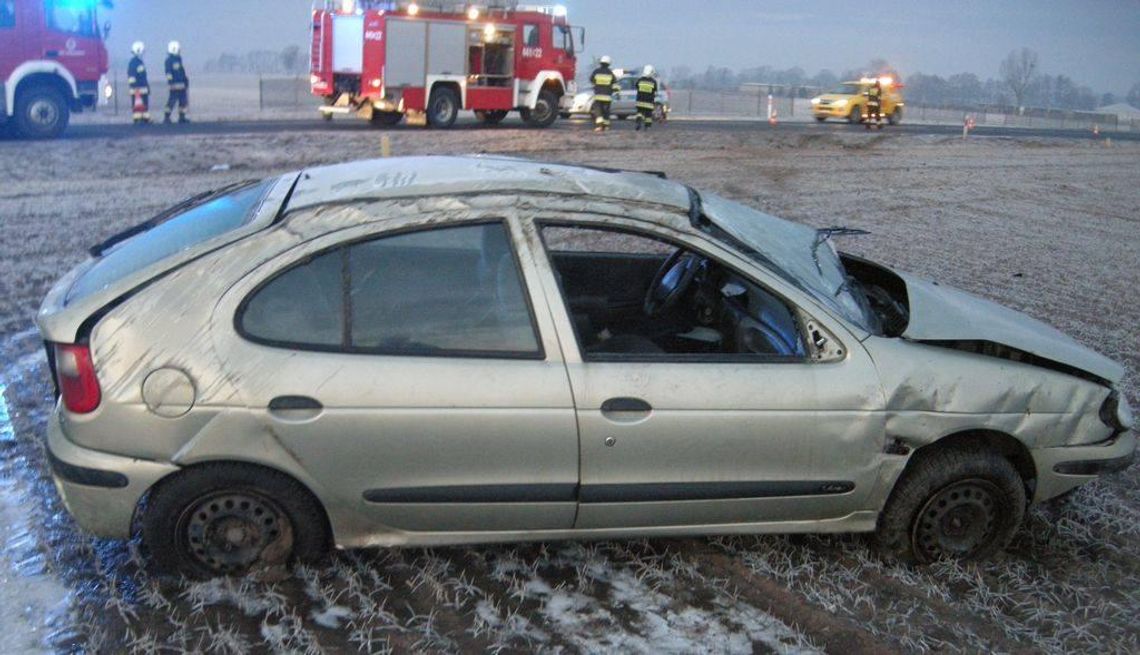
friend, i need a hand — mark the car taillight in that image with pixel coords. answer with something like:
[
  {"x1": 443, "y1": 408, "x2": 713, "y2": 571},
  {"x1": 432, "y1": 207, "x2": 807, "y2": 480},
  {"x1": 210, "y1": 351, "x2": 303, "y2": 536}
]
[{"x1": 54, "y1": 344, "x2": 101, "y2": 414}]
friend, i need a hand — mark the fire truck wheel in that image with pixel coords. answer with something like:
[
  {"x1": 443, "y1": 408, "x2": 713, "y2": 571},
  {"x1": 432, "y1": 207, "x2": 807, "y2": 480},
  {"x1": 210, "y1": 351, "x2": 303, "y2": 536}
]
[
  {"x1": 888, "y1": 107, "x2": 903, "y2": 125},
  {"x1": 522, "y1": 89, "x2": 559, "y2": 128},
  {"x1": 14, "y1": 84, "x2": 70, "y2": 140},
  {"x1": 475, "y1": 110, "x2": 508, "y2": 125},
  {"x1": 427, "y1": 87, "x2": 460, "y2": 129},
  {"x1": 370, "y1": 111, "x2": 403, "y2": 126}
]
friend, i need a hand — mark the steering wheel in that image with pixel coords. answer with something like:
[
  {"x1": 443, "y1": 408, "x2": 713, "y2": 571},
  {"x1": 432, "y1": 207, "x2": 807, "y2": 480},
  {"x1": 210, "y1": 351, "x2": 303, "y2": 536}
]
[{"x1": 643, "y1": 250, "x2": 701, "y2": 317}]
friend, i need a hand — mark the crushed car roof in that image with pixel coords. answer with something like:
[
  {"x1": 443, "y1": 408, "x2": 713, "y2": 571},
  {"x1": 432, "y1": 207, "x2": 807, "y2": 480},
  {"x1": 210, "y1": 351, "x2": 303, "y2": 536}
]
[{"x1": 285, "y1": 155, "x2": 693, "y2": 213}]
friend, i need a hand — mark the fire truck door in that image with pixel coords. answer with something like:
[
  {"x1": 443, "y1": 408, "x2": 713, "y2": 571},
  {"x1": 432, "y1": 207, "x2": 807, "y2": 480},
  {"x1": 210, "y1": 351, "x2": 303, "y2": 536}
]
[
  {"x1": 0, "y1": 1, "x2": 22, "y2": 81},
  {"x1": 427, "y1": 21, "x2": 466, "y2": 77},
  {"x1": 332, "y1": 14, "x2": 364, "y2": 73}
]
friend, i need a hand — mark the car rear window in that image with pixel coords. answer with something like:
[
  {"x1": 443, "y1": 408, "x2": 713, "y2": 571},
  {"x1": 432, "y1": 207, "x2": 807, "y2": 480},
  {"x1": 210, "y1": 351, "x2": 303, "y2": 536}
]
[{"x1": 66, "y1": 180, "x2": 274, "y2": 305}]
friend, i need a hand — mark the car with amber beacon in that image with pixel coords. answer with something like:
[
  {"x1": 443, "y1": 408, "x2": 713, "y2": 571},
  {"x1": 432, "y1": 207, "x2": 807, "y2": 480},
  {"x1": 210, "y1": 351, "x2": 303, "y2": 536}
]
[
  {"x1": 39, "y1": 156, "x2": 1134, "y2": 578},
  {"x1": 812, "y1": 76, "x2": 904, "y2": 124}
]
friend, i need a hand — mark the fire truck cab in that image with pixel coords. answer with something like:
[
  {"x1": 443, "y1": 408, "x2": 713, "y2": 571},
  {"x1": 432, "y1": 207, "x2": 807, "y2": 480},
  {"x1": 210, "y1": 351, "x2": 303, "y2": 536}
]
[
  {"x1": 311, "y1": 1, "x2": 583, "y2": 128},
  {"x1": 0, "y1": 0, "x2": 111, "y2": 139}
]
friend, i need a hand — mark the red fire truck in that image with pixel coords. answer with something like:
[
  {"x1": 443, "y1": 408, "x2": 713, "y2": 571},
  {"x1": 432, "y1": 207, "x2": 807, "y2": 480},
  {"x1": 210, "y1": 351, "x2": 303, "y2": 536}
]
[
  {"x1": 0, "y1": 0, "x2": 111, "y2": 138},
  {"x1": 310, "y1": 1, "x2": 583, "y2": 128}
]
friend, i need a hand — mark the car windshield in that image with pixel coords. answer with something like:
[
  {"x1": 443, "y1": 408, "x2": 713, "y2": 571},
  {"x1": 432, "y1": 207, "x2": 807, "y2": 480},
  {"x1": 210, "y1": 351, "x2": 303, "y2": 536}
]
[
  {"x1": 831, "y1": 84, "x2": 863, "y2": 95},
  {"x1": 700, "y1": 192, "x2": 879, "y2": 333},
  {"x1": 66, "y1": 180, "x2": 275, "y2": 305}
]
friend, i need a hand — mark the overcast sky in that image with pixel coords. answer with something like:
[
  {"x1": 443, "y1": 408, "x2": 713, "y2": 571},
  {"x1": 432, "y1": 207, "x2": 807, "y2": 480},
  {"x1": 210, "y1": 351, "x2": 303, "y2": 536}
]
[{"x1": 105, "y1": 0, "x2": 1140, "y2": 94}]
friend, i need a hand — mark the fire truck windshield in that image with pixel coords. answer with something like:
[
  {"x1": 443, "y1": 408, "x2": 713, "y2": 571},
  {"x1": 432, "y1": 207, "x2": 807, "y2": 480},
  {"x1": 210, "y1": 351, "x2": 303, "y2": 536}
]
[{"x1": 45, "y1": 0, "x2": 98, "y2": 37}]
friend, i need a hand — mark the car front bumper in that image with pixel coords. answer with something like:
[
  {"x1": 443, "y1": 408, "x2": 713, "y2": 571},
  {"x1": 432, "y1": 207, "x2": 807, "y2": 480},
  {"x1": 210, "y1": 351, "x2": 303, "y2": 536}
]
[
  {"x1": 47, "y1": 406, "x2": 179, "y2": 538},
  {"x1": 1033, "y1": 430, "x2": 1136, "y2": 502}
]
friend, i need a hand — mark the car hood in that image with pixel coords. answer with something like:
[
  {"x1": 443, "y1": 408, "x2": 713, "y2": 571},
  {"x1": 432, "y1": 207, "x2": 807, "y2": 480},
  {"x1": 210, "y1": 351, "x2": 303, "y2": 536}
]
[
  {"x1": 898, "y1": 272, "x2": 1124, "y2": 384},
  {"x1": 815, "y1": 94, "x2": 854, "y2": 103}
]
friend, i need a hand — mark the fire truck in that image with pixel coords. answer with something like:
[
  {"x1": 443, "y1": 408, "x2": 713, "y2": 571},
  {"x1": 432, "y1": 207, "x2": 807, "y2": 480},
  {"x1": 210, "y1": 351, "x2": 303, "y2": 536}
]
[
  {"x1": 310, "y1": 1, "x2": 583, "y2": 128},
  {"x1": 0, "y1": 0, "x2": 111, "y2": 139}
]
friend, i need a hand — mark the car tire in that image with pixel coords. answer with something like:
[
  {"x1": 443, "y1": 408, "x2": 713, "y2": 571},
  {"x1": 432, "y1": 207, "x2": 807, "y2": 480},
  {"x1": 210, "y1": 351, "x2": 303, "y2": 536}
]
[
  {"x1": 370, "y1": 111, "x2": 403, "y2": 126},
  {"x1": 814, "y1": 116, "x2": 827, "y2": 123},
  {"x1": 876, "y1": 447, "x2": 1026, "y2": 564},
  {"x1": 888, "y1": 107, "x2": 903, "y2": 125},
  {"x1": 427, "y1": 86, "x2": 460, "y2": 129},
  {"x1": 475, "y1": 110, "x2": 508, "y2": 125},
  {"x1": 142, "y1": 462, "x2": 330, "y2": 579},
  {"x1": 847, "y1": 105, "x2": 862, "y2": 124},
  {"x1": 522, "y1": 89, "x2": 559, "y2": 128},
  {"x1": 559, "y1": 112, "x2": 571, "y2": 119},
  {"x1": 654, "y1": 103, "x2": 667, "y2": 123},
  {"x1": 14, "y1": 84, "x2": 70, "y2": 139}
]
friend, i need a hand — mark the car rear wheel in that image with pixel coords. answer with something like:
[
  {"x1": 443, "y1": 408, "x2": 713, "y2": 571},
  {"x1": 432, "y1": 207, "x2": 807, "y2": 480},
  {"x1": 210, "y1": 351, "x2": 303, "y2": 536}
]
[
  {"x1": 142, "y1": 463, "x2": 330, "y2": 578},
  {"x1": 14, "y1": 84, "x2": 70, "y2": 139},
  {"x1": 427, "y1": 86, "x2": 460, "y2": 129},
  {"x1": 888, "y1": 107, "x2": 903, "y2": 125},
  {"x1": 814, "y1": 116, "x2": 827, "y2": 123},
  {"x1": 876, "y1": 447, "x2": 1025, "y2": 563}
]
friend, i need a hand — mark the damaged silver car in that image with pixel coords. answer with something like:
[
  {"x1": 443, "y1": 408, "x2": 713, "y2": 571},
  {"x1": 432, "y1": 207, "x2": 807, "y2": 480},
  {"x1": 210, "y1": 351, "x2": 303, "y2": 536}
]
[{"x1": 39, "y1": 156, "x2": 1134, "y2": 577}]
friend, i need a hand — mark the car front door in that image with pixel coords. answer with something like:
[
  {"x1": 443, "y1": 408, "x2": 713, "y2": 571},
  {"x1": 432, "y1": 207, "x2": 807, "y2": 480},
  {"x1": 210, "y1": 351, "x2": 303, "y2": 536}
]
[
  {"x1": 526, "y1": 218, "x2": 886, "y2": 531},
  {"x1": 212, "y1": 218, "x2": 579, "y2": 537}
]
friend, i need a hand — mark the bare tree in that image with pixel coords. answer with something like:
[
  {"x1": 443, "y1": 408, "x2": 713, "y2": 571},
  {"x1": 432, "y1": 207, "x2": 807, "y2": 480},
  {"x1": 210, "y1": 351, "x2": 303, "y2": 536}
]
[{"x1": 1000, "y1": 47, "x2": 1038, "y2": 110}]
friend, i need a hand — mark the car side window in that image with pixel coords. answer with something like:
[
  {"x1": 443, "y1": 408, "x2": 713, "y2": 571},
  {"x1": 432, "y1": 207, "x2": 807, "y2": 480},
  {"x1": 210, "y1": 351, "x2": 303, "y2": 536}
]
[
  {"x1": 540, "y1": 224, "x2": 806, "y2": 362},
  {"x1": 0, "y1": 1, "x2": 15, "y2": 28},
  {"x1": 239, "y1": 222, "x2": 542, "y2": 358}
]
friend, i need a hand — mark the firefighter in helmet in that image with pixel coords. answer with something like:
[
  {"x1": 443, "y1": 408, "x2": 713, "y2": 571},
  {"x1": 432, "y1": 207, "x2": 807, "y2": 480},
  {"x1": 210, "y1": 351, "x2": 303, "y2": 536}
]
[
  {"x1": 865, "y1": 79, "x2": 884, "y2": 129},
  {"x1": 128, "y1": 41, "x2": 151, "y2": 125},
  {"x1": 635, "y1": 65, "x2": 659, "y2": 131},
  {"x1": 164, "y1": 41, "x2": 190, "y2": 124},
  {"x1": 590, "y1": 56, "x2": 620, "y2": 132}
]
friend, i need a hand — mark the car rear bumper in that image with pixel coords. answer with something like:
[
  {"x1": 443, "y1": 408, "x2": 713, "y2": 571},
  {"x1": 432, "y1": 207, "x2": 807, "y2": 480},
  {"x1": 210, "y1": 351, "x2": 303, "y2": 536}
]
[
  {"x1": 47, "y1": 406, "x2": 179, "y2": 538},
  {"x1": 1033, "y1": 430, "x2": 1136, "y2": 502}
]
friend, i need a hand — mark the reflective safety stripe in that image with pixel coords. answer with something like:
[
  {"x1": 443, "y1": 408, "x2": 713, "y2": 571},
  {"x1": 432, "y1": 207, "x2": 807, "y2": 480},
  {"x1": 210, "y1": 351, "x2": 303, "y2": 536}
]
[
  {"x1": 594, "y1": 95, "x2": 612, "y2": 103},
  {"x1": 638, "y1": 82, "x2": 656, "y2": 93},
  {"x1": 593, "y1": 73, "x2": 614, "y2": 85},
  {"x1": 636, "y1": 101, "x2": 655, "y2": 109}
]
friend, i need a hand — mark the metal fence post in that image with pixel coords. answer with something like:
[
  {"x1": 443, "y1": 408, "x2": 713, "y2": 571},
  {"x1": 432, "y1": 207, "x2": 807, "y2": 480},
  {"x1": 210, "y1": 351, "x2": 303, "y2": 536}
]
[{"x1": 259, "y1": 77, "x2": 264, "y2": 111}]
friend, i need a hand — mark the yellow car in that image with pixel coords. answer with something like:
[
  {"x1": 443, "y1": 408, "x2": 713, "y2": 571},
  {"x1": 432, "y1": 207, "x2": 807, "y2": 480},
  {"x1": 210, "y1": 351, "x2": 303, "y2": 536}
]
[{"x1": 812, "y1": 78, "x2": 904, "y2": 124}]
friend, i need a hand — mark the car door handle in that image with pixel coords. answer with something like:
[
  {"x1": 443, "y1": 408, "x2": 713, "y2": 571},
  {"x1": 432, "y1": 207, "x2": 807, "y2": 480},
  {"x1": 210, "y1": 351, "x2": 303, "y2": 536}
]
[
  {"x1": 268, "y1": 396, "x2": 323, "y2": 421},
  {"x1": 601, "y1": 397, "x2": 652, "y2": 413}
]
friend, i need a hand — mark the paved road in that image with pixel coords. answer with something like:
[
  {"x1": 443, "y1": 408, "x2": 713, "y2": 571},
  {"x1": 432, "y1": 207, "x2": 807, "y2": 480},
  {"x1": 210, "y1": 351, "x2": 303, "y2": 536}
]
[{"x1": 11, "y1": 115, "x2": 1139, "y2": 142}]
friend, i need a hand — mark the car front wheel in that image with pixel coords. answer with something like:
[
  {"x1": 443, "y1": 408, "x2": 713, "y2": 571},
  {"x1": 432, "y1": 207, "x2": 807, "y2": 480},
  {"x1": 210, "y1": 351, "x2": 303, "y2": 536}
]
[
  {"x1": 142, "y1": 463, "x2": 330, "y2": 578},
  {"x1": 876, "y1": 447, "x2": 1026, "y2": 563}
]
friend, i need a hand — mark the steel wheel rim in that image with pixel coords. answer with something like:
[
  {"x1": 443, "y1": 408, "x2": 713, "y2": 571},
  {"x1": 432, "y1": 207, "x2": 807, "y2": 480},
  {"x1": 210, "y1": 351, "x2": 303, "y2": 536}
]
[
  {"x1": 912, "y1": 478, "x2": 1001, "y2": 561},
  {"x1": 531, "y1": 99, "x2": 553, "y2": 123},
  {"x1": 179, "y1": 491, "x2": 289, "y2": 574},
  {"x1": 29, "y1": 99, "x2": 59, "y2": 128},
  {"x1": 432, "y1": 96, "x2": 455, "y2": 122}
]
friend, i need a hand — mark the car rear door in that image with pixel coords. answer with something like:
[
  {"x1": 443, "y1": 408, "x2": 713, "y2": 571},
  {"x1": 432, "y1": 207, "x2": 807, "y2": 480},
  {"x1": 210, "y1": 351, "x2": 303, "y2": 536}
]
[
  {"x1": 526, "y1": 217, "x2": 887, "y2": 530},
  {"x1": 212, "y1": 217, "x2": 579, "y2": 536}
]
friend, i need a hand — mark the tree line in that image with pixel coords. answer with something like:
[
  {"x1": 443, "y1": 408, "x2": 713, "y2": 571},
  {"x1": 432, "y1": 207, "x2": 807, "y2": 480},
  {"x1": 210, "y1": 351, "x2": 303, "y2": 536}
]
[
  {"x1": 202, "y1": 46, "x2": 306, "y2": 75},
  {"x1": 669, "y1": 50, "x2": 1140, "y2": 113}
]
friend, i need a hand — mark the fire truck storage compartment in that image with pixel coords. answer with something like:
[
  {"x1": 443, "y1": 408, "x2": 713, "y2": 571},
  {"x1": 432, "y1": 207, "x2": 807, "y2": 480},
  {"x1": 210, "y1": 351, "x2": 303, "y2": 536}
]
[
  {"x1": 332, "y1": 14, "x2": 365, "y2": 73},
  {"x1": 385, "y1": 18, "x2": 467, "y2": 87},
  {"x1": 469, "y1": 25, "x2": 515, "y2": 87}
]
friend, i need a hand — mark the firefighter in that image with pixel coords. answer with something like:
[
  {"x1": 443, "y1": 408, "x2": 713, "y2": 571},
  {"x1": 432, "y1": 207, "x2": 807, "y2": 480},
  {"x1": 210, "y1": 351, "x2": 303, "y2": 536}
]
[
  {"x1": 590, "y1": 56, "x2": 620, "y2": 132},
  {"x1": 164, "y1": 41, "x2": 190, "y2": 124},
  {"x1": 634, "y1": 65, "x2": 659, "y2": 131},
  {"x1": 128, "y1": 41, "x2": 151, "y2": 125},
  {"x1": 865, "y1": 79, "x2": 883, "y2": 130}
]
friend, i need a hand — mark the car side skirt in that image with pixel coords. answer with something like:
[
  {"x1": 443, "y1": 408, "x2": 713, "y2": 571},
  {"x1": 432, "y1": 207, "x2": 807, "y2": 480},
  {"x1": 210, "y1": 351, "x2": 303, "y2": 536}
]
[{"x1": 335, "y1": 510, "x2": 880, "y2": 549}]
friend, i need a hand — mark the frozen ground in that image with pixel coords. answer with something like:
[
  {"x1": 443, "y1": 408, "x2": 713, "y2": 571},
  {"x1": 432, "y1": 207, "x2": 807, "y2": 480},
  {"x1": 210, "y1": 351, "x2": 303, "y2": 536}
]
[{"x1": 0, "y1": 125, "x2": 1138, "y2": 653}]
